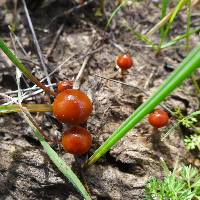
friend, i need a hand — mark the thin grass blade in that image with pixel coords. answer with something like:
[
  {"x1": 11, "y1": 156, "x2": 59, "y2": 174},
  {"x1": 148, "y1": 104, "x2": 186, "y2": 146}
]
[
  {"x1": 85, "y1": 43, "x2": 200, "y2": 167},
  {"x1": 0, "y1": 38, "x2": 55, "y2": 96},
  {"x1": 161, "y1": 28, "x2": 200, "y2": 49},
  {"x1": 105, "y1": 0, "x2": 128, "y2": 30},
  {"x1": 124, "y1": 22, "x2": 159, "y2": 50},
  {"x1": 185, "y1": 0, "x2": 192, "y2": 50},
  {"x1": 160, "y1": 0, "x2": 169, "y2": 39},
  {"x1": 22, "y1": 111, "x2": 91, "y2": 200},
  {"x1": 164, "y1": 0, "x2": 187, "y2": 39}
]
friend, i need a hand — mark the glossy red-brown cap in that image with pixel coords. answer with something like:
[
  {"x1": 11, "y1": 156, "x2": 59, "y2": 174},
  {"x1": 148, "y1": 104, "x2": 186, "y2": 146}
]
[
  {"x1": 61, "y1": 127, "x2": 92, "y2": 155},
  {"x1": 53, "y1": 89, "x2": 92, "y2": 125},
  {"x1": 116, "y1": 54, "x2": 134, "y2": 70},
  {"x1": 148, "y1": 109, "x2": 169, "y2": 128},
  {"x1": 57, "y1": 80, "x2": 73, "y2": 93}
]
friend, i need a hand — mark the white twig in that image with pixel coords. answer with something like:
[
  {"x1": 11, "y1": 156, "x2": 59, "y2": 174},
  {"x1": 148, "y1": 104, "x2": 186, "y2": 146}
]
[
  {"x1": 5, "y1": 83, "x2": 56, "y2": 95},
  {"x1": 73, "y1": 56, "x2": 90, "y2": 89},
  {"x1": 46, "y1": 23, "x2": 65, "y2": 58},
  {"x1": 10, "y1": 33, "x2": 23, "y2": 103},
  {"x1": 21, "y1": 0, "x2": 52, "y2": 88},
  {"x1": 144, "y1": 68, "x2": 156, "y2": 89}
]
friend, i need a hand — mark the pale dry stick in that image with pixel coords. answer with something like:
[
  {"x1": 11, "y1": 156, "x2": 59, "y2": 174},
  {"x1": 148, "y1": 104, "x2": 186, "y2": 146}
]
[
  {"x1": 5, "y1": 83, "x2": 56, "y2": 95},
  {"x1": 146, "y1": 0, "x2": 199, "y2": 37},
  {"x1": 8, "y1": 31, "x2": 40, "y2": 65},
  {"x1": 73, "y1": 33, "x2": 104, "y2": 89},
  {"x1": 73, "y1": 56, "x2": 90, "y2": 89},
  {"x1": 9, "y1": 31, "x2": 41, "y2": 67},
  {"x1": 10, "y1": 30, "x2": 29, "y2": 57},
  {"x1": 9, "y1": 31, "x2": 33, "y2": 89},
  {"x1": 111, "y1": 41, "x2": 125, "y2": 53},
  {"x1": 144, "y1": 68, "x2": 157, "y2": 89},
  {"x1": 3, "y1": 88, "x2": 49, "y2": 106},
  {"x1": 0, "y1": 93, "x2": 53, "y2": 142},
  {"x1": 10, "y1": 32, "x2": 23, "y2": 103},
  {"x1": 21, "y1": 0, "x2": 52, "y2": 88},
  {"x1": 46, "y1": 23, "x2": 65, "y2": 59}
]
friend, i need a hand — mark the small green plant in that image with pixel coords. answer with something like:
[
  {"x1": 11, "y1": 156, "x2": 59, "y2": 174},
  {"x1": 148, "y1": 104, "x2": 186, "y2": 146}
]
[
  {"x1": 184, "y1": 134, "x2": 200, "y2": 150},
  {"x1": 161, "y1": 108, "x2": 200, "y2": 150},
  {"x1": 107, "y1": 0, "x2": 199, "y2": 52},
  {"x1": 145, "y1": 164, "x2": 200, "y2": 200}
]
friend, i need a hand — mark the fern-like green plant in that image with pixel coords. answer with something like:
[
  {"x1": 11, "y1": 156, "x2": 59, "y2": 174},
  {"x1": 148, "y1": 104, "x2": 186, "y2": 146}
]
[{"x1": 145, "y1": 165, "x2": 200, "y2": 200}]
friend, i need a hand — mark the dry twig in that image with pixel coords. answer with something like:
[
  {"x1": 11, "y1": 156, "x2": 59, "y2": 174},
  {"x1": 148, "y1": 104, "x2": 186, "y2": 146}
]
[{"x1": 21, "y1": 0, "x2": 52, "y2": 88}]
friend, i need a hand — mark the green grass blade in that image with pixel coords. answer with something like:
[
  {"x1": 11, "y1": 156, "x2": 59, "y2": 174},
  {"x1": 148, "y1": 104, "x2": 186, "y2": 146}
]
[
  {"x1": 0, "y1": 104, "x2": 53, "y2": 114},
  {"x1": 105, "y1": 0, "x2": 128, "y2": 30},
  {"x1": 124, "y1": 23, "x2": 159, "y2": 50},
  {"x1": 0, "y1": 38, "x2": 55, "y2": 96},
  {"x1": 160, "y1": 0, "x2": 169, "y2": 39},
  {"x1": 160, "y1": 28, "x2": 200, "y2": 49},
  {"x1": 164, "y1": 0, "x2": 187, "y2": 39},
  {"x1": 34, "y1": 129, "x2": 91, "y2": 200},
  {"x1": 20, "y1": 107, "x2": 91, "y2": 200},
  {"x1": 85, "y1": 43, "x2": 200, "y2": 167},
  {"x1": 185, "y1": 0, "x2": 191, "y2": 50}
]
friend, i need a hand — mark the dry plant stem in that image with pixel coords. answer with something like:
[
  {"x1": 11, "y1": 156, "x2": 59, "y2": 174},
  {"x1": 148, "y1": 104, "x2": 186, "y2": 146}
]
[
  {"x1": 0, "y1": 104, "x2": 53, "y2": 114},
  {"x1": 73, "y1": 56, "x2": 90, "y2": 89},
  {"x1": 0, "y1": 93, "x2": 53, "y2": 142},
  {"x1": 144, "y1": 68, "x2": 156, "y2": 89},
  {"x1": 5, "y1": 83, "x2": 56, "y2": 95},
  {"x1": 146, "y1": 0, "x2": 198, "y2": 37},
  {"x1": 21, "y1": 0, "x2": 52, "y2": 89},
  {"x1": 111, "y1": 41, "x2": 125, "y2": 53},
  {"x1": 46, "y1": 23, "x2": 65, "y2": 58},
  {"x1": 10, "y1": 31, "x2": 29, "y2": 57}
]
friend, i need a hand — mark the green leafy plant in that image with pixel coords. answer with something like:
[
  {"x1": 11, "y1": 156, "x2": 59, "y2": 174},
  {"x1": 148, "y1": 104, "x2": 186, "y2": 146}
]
[
  {"x1": 145, "y1": 164, "x2": 200, "y2": 200},
  {"x1": 161, "y1": 109, "x2": 200, "y2": 151},
  {"x1": 184, "y1": 134, "x2": 200, "y2": 150},
  {"x1": 106, "y1": 0, "x2": 199, "y2": 51}
]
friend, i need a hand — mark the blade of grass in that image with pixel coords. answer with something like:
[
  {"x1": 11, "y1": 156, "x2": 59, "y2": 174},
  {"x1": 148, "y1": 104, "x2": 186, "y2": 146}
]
[
  {"x1": 185, "y1": 0, "x2": 192, "y2": 51},
  {"x1": 21, "y1": 109, "x2": 92, "y2": 200},
  {"x1": 105, "y1": 0, "x2": 128, "y2": 30},
  {"x1": 160, "y1": 0, "x2": 169, "y2": 39},
  {"x1": 146, "y1": 0, "x2": 198, "y2": 37},
  {"x1": 159, "y1": 0, "x2": 170, "y2": 50},
  {"x1": 163, "y1": 0, "x2": 187, "y2": 40},
  {"x1": 0, "y1": 104, "x2": 52, "y2": 114},
  {"x1": 160, "y1": 28, "x2": 200, "y2": 49},
  {"x1": 0, "y1": 38, "x2": 56, "y2": 96},
  {"x1": 84, "y1": 43, "x2": 200, "y2": 168},
  {"x1": 0, "y1": 94, "x2": 91, "y2": 200},
  {"x1": 124, "y1": 21, "x2": 159, "y2": 50}
]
